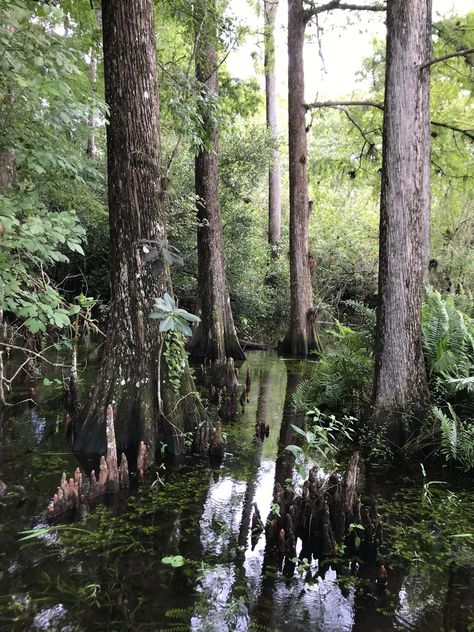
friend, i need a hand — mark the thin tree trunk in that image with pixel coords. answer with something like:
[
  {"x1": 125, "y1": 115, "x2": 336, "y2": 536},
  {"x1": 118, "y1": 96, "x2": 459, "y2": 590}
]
[
  {"x1": 373, "y1": 0, "x2": 431, "y2": 442},
  {"x1": 0, "y1": 149, "x2": 14, "y2": 192},
  {"x1": 188, "y1": 0, "x2": 245, "y2": 363},
  {"x1": 280, "y1": 0, "x2": 317, "y2": 356},
  {"x1": 264, "y1": 0, "x2": 281, "y2": 248},
  {"x1": 86, "y1": 10, "x2": 101, "y2": 158},
  {"x1": 74, "y1": 0, "x2": 204, "y2": 458},
  {"x1": 86, "y1": 48, "x2": 97, "y2": 158},
  {"x1": 0, "y1": 135, "x2": 15, "y2": 346}
]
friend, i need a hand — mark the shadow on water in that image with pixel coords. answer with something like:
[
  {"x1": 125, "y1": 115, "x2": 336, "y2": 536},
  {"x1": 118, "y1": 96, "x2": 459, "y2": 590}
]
[{"x1": 0, "y1": 350, "x2": 473, "y2": 630}]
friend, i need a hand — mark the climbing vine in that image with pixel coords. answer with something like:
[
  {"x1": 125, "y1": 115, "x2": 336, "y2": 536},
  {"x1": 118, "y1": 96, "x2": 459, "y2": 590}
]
[{"x1": 162, "y1": 330, "x2": 186, "y2": 394}]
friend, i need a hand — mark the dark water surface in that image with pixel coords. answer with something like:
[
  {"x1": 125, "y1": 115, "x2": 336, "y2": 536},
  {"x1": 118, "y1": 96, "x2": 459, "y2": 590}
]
[{"x1": 1, "y1": 350, "x2": 473, "y2": 631}]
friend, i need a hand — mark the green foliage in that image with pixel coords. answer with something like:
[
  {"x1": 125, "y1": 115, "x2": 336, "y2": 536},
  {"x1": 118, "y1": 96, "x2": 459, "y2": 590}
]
[
  {"x1": 286, "y1": 410, "x2": 355, "y2": 470},
  {"x1": 292, "y1": 302, "x2": 375, "y2": 416},
  {"x1": 0, "y1": 193, "x2": 86, "y2": 333},
  {"x1": 149, "y1": 293, "x2": 200, "y2": 337},
  {"x1": 422, "y1": 287, "x2": 474, "y2": 405},
  {"x1": 294, "y1": 290, "x2": 474, "y2": 468},
  {"x1": 162, "y1": 555, "x2": 186, "y2": 568},
  {"x1": 382, "y1": 484, "x2": 474, "y2": 572},
  {"x1": 162, "y1": 330, "x2": 187, "y2": 394},
  {"x1": 149, "y1": 293, "x2": 200, "y2": 394},
  {"x1": 0, "y1": 1, "x2": 104, "y2": 333},
  {"x1": 432, "y1": 405, "x2": 474, "y2": 471}
]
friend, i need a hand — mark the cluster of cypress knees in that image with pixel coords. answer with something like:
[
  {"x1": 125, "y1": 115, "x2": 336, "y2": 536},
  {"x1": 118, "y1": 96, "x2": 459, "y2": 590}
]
[{"x1": 46, "y1": 359, "x2": 387, "y2": 587}]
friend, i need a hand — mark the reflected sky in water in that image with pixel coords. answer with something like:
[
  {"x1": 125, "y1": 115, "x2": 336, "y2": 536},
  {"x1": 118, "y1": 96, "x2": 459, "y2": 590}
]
[{"x1": 1, "y1": 350, "x2": 474, "y2": 631}]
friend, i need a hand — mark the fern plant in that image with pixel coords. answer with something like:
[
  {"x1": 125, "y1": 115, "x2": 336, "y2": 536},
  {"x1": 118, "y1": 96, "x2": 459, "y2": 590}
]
[
  {"x1": 432, "y1": 405, "x2": 474, "y2": 471},
  {"x1": 422, "y1": 287, "x2": 474, "y2": 406},
  {"x1": 292, "y1": 301, "x2": 375, "y2": 416}
]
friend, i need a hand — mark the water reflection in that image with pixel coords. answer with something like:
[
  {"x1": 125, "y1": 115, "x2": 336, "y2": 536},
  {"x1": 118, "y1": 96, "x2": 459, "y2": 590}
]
[{"x1": 1, "y1": 350, "x2": 474, "y2": 630}]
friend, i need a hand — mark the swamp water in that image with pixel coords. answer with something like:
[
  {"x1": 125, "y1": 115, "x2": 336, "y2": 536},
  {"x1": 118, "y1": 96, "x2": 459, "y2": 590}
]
[{"x1": 0, "y1": 350, "x2": 473, "y2": 631}]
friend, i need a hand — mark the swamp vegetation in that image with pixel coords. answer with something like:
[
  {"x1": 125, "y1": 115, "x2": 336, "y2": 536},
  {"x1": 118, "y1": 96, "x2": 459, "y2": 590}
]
[{"x1": 0, "y1": 0, "x2": 474, "y2": 630}]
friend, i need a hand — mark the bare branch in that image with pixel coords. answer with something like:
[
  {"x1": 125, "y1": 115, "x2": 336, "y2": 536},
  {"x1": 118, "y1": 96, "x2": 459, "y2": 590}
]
[
  {"x1": 5, "y1": 398, "x2": 37, "y2": 408},
  {"x1": 304, "y1": 0, "x2": 386, "y2": 20},
  {"x1": 421, "y1": 47, "x2": 474, "y2": 70},
  {"x1": 431, "y1": 120, "x2": 474, "y2": 142},
  {"x1": 305, "y1": 100, "x2": 474, "y2": 142},
  {"x1": 340, "y1": 107, "x2": 375, "y2": 149},
  {"x1": 305, "y1": 99, "x2": 384, "y2": 111},
  {"x1": 0, "y1": 342, "x2": 70, "y2": 368}
]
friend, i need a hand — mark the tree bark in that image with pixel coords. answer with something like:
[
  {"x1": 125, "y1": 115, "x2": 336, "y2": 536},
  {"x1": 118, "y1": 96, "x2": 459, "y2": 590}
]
[
  {"x1": 373, "y1": 0, "x2": 431, "y2": 442},
  {"x1": 86, "y1": 9, "x2": 101, "y2": 159},
  {"x1": 0, "y1": 133, "x2": 15, "y2": 347},
  {"x1": 85, "y1": 49, "x2": 97, "y2": 158},
  {"x1": 264, "y1": 0, "x2": 282, "y2": 248},
  {"x1": 188, "y1": 0, "x2": 245, "y2": 363},
  {"x1": 74, "y1": 0, "x2": 204, "y2": 457},
  {"x1": 280, "y1": 0, "x2": 317, "y2": 356}
]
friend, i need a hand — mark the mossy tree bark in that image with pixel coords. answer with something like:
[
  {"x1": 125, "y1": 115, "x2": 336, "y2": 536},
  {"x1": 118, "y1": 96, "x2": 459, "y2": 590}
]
[
  {"x1": 188, "y1": 0, "x2": 245, "y2": 364},
  {"x1": 280, "y1": 0, "x2": 317, "y2": 356},
  {"x1": 373, "y1": 0, "x2": 431, "y2": 443},
  {"x1": 264, "y1": 0, "x2": 282, "y2": 248},
  {"x1": 74, "y1": 0, "x2": 205, "y2": 458}
]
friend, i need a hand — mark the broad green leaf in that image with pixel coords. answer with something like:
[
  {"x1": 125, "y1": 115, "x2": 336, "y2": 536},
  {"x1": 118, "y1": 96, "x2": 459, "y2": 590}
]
[
  {"x1": 161, "y1": 555, "x2": 185, "y2": 567},
  {"x1": 285, "y1": 445, "x2": 303, "y2": 458},
  {"x1": 159, "y1": 316, "x2": 174, "y2": 332}
]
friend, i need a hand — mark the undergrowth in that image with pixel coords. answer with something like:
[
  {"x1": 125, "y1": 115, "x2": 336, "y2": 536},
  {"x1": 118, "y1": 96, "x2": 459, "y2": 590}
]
[{"x1": 294, "y1": 288, "x2": 474, "y2": 470}]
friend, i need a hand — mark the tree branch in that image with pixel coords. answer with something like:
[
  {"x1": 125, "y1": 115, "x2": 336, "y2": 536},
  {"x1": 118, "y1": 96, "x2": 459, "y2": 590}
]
[
  {"x1": 431, "y1": 120, "x2": 474, "y2": 142},
  {"x1": 339, "y1": 107, "x2": 374, "y2": 146},
  {"x1": 304, "y1": 0, "x2": 386, "y2": 20},
  {"x1": 421, "y1": 47, "x2": 474, "y2": 70},
  {"x1": 305, "y1": 100, "x2": 474, "y2": 142},
  {"x1": 0, "y1": 342, "x2": 70, "y2": 368},
  {"x1": 305, "y1": 100, "x2": 384, "y2": 111}
]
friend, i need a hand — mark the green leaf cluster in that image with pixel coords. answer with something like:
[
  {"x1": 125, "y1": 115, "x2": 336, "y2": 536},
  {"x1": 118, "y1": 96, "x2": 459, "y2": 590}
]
[{"x1": 149, "y1": 293, "x2": 200, "y2": 337}]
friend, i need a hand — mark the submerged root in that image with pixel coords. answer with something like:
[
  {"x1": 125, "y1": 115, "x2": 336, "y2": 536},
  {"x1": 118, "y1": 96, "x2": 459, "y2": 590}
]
[
  {"x1": 48, "y1": 404, "x2": 149, "y2": 518},
  {"x1": 264, "y1": 453, "x2": 383, "y2": 569}
]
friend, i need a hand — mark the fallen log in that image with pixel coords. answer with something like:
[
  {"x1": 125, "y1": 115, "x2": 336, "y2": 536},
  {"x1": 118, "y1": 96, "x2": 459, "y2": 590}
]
[{"x1": 239, "y1": 340, "x2": 272, "y2": 351}]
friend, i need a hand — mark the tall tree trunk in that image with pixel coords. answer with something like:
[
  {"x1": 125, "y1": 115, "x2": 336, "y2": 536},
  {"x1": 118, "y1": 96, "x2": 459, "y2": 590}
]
[
  {"x1": 0, "y1": 128, "x2": 15, "y2": 346},
  {"x1": 85, "y1": 47, "x2": 97, "y2": 158},
  {"x1": 86, "y1": 9, "x2": 101, "y2": 158},
  {"x1": 264, "y1": 0, "x2": 281, "y2": 248},
  {"x1": 373, "y1": 0, "x2": 431, "y2": 442},
  {"x1": 280, "y1": 0, "x2": 317, "y2": 356},
  {"x1": 188, "y1": 0, "x2": 245, "y2": 363},
  {"x1": 74, "y1": 0, "x2": 204, "y2": 458}
]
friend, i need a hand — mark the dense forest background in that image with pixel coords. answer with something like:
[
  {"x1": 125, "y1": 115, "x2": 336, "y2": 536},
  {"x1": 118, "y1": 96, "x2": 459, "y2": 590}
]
[
  {"x1": 1, "y1": 1, "x2": 472, "y2": 338},
  {"x1": 0, "y1": 0, "x2": 473, "y2": 464}
]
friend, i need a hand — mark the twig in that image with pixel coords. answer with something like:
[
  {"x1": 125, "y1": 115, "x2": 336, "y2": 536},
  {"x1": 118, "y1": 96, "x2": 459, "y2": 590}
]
[
  {"x1": 431, "y1": 120, "x2": 474, "y2": 142},
  {"x1": 167, "y1": 391, "x2": 200, "y2": 417},
  {"x1": 0, "y1": 342, "x2": 69, "y2": 368},
  {"x1": 5, "y1": 398, "x2": 37, "y2": 408}
]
